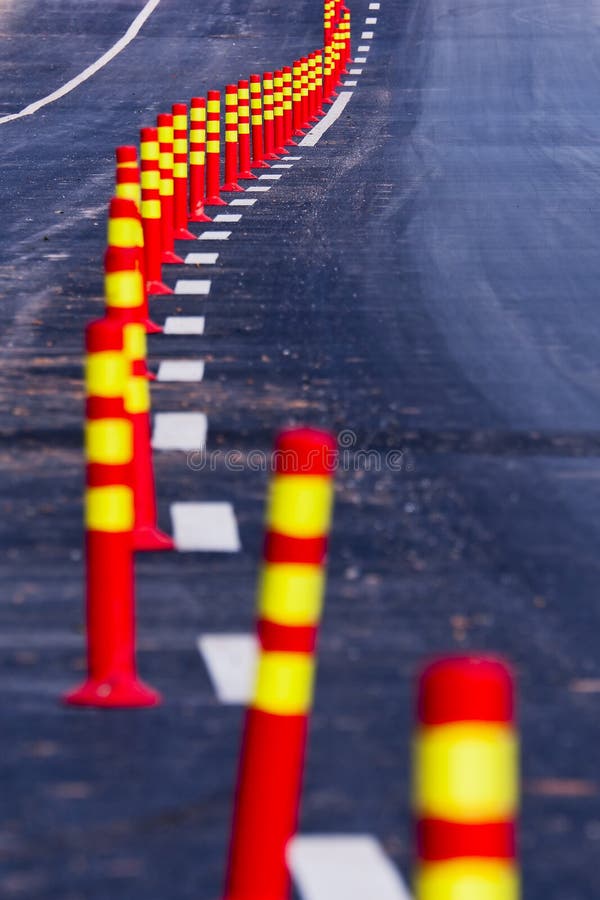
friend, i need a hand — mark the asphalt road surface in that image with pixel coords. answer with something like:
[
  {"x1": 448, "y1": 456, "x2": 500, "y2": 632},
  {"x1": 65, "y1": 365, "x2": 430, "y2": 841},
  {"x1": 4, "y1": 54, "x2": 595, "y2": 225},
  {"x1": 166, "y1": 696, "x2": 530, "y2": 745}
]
[{"x1": 2, "y1": 0, "x2": 600, "y2": 897}]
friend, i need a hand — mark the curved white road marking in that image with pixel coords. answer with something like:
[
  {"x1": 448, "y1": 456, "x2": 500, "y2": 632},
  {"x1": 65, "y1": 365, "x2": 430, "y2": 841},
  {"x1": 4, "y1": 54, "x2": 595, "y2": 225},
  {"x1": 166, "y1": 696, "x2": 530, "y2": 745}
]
[{"x1": 0, "y1": 0, "x2": 161, "y2": 125}]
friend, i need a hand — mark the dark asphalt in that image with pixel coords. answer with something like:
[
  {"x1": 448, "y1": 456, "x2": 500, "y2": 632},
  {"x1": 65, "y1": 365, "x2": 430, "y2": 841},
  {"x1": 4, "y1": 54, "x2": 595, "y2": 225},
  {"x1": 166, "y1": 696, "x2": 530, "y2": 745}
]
[{"x1": 2, "y1": 0, "x2": 600, "y2": 897}]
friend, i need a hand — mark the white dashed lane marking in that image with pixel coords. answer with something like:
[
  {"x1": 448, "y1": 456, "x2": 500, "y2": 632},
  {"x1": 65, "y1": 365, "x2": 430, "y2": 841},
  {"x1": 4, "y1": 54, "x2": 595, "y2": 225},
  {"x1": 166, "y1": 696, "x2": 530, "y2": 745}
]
[
  {"x1": 259, "y1": 174, "x2": 283, "y2": 180},
  {"x1": 213, "y1": 213, "x2": 242, "y2": 223},
  {"x1": 344, "y1": 81, "x2": 358, "y2": 87},
  {"x1": 361, "y1": 30, "x2": 375, "y2": 38},
  {"x1": 300, "y1": 92, "x2": 354, "y2": 147},
  {"x1": 229, "y1": 198, "x2": 257, "y2": 206},
  {"x1": 286, "y1": 156, "x2": 303, "y2": 160},
  {"x1": 365, "y1": 16, "x2": 378, "y2": 23},
  {"x1": 163, "y1": 317, "x2": 205, "y2": 334},
  {"x1": 288, "y1": 836, "x2": 412, "y2": 900},
  {"x1": 151, "y1": 413, "x2": 207, "y2": 451},
  {"x1": 349, "y1": 68, "x2": 364, "y2": 75},
  {"x1": 185, "y1": 252, "x2": 219, "y2": 265},
  {"x1": 170, "y1": 502, "x2": 241, "y2": 552},
  {"x1": 198, "y1": 231, "x2": 231, "y2": 240},
  {"x1": 246, "y1": 185, "x2": 272, "y2": 192},
  {"x1": 197, "y1": 634, "x2": 257, "y2": 703},
  {"x1": 271, "y1": 164, "x2": 294, "y2": 169},
  {"x1": 156, "y1": 361, "x2": 205, "y2": 382},
  {"x1": 369, "y1": 2, "x2": 381, "y2": 8},
  {"x1": 355, "y1": 56, "x2": 367, "y2": 63},
  {"x1": 174, "y1": 280, "x2": 211, "y2": 295},
  {"x1": 358, "y1": 44, "x2": 371, "y2": 52}
]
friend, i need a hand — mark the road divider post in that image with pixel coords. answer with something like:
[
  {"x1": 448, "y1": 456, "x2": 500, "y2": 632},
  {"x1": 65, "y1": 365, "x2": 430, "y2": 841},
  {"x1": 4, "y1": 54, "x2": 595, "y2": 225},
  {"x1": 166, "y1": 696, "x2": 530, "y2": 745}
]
[{"x1": 140, "y1": 126, "x2": 173, "y2": 294}]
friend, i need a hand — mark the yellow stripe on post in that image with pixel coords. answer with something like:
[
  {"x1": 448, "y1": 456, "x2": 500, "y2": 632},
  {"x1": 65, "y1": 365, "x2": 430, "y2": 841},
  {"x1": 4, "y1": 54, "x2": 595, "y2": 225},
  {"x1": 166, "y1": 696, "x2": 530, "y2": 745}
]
[
  {"x1": 206, "y1": 140, "x2": 220, "y2": 153},
  {"x1": 86, "y1": 351, "x2": 129, "y2": 397},
  {"x1": 141, "y1": 169, "x2": 160, "y2": 190},
  {"x1": 125, "y1": 376, "x2": 150, "y2": 415},
  {"x1": 85, "y1": 419, "x2": 133, "y2": 465},
  {"x1": 141, "y1": 198, "x2": 161, "y2": 219},
  {"x1": 173, "y1": 162, "x2": 187, "y2": 178},
  {"x1": 252, "y1": 652, "x2": 315, "y2": 715},
  {"x1": 258, "y1": 563, "x2": 324, "y2": 626},
  {"x1": 190, "y1": 151, "x2": 206, "y2": 164},
  {"x1": 413, "y1": 723, "x2": 519, "y2": 821},
  {"x1": 267, "y1": 475, "x2": 334, "y2": 538},
  {"x1": 140, "y1": 143, "x2": 159, "y2": 161},
  {"x1": 173, "y1": 138, "x2": 187, "y2": 154},
  {"x1": 123, "y1": 323, "x2": 146, "y2": 359},
  {"x1": 207, "y1": 100, "x2": 220, "y2": 113},
  {"x1": 105, "y1": 271, "x2": 144, "y2": 309},
  {"x1": 85, "y1": 485, "x2": 134, "y2": 533},
  {"x1": 415, "y1": 859, "x2": 520, "y2": 900},
  {"x1": 108, "y1": 218, "x2": 141, "y2": 248}
]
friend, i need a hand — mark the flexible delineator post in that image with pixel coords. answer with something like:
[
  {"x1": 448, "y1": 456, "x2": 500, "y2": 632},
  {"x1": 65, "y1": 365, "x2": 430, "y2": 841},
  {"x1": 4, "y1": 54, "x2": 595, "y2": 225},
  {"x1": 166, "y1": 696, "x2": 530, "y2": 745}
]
[
  {"x1": 222, "y1": 427, "x2": 338, "y2": 900},
  {"x1": 108, "y1": 193, "x2": 160, "y2": 335},
  {"x1": 205, "y1": 90, "x2": 227, "y2": 205},
  {"x1": 64, "y1": 318, "x2": 161, "y2": 708},
  {"x1": 307, "y1": 55, "x2": 318, "y2": 123},
  {"x1": 222, "y1": 85, "x2": 244, "y2": 192},
  {"x1": 282, "y1": 68, "x2": 295, "y2": 145},
  {"x1": 237, "y1": 80, "x2": 257, "y2": 180},
  {"x1": 414, "y1": 656, "x2": 520, "y2": 900},
  {"x1": 189, "y1": 97, "x2": 212, "y2": 222},
  {"x1": 157, "y1": 113, "x2": 184, "y2": 263},
  {"x1": 250, "y1": 74, "x2": 269, "y2": 169},
  {"x1": 314, "y1": 50, "x2": 325, "y2": 117},
  {"x1": 140, "y1": 126, "x2": 173, "y2": 295},
  {"x1": 292, "y1": 61, "x2": 304, "y2": 136},
  {"x1": 262, "y1": 72, "x2": 278, "y2": 160},
  {"x1": 273, "y1": 71, "x2": 289, "y2": 156},
  {"x1": 300, "y1": 58, "x2": 310, "y2": 129},
  {"x1": 172, "y1": 103, "x2": 196, "y2": 240},
  {"x1": 116, "y1": 145, "x2": 138, "y2": 171}
]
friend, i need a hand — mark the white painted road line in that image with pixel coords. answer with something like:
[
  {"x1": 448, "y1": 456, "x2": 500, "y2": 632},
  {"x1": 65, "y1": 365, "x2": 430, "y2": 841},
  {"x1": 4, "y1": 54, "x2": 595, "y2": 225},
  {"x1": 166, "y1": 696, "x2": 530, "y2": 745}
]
[
  {"x1": 355, "y1": 56, "x2": 367, "y2": 63},
  {"x1": 198, "y1": 231, "x2": 231, "y2": 240},
  {"x1": 369, "y1": 2, "x2": 381, "y2": 8},
  {"x1": 349, "y1": 68, "x2": 364, "y2": 75},
  {"x1": 0, "y1": 0, "x2": 161, "y2": 126},
  {"x1": 358, "y1": 44, "x2": 371, "y2": 52},
  {"x1": 174, "y1": 280, "x2": 211, "y2": 295},
  {"x1": 271, "y1": 164, "x2": 294, "y2": 169},
  {"x1": 171, "y1": 502, "x2": 241, "y2": 552},
  {"x1": 156, "y1": 361, "x2": 205, "y2": 382},
  {"x1": 163, "y1": 316, "x2": 205, "y2": 335},
  {"x1": 365, "y1": 16, "x2": 378, "y2": 23},
  {"x1": 197, "y1": 634, "x2": 257, "y2": 703},
  {"x1": 152, "y1": 413, "x2": 207, "y2": 451},
  {"x1": 246, "y1": 185, "x2": 272, "y2": 192},
  {"x1": 299, "y1": 92, "x2": 354, "y2": 147},
  {"x1": 185, "y1": 252, "x2": 219, "y2": 265},
  {"x1": 288, "y1": 836, "x2": 412, "y2": 900},
  {"x1": 229, "y1": 198, "x2": 257, "y2": 206},
  {"x1": 286, "y1": 156, "x2": 303, "y2": 160},
  {"x1": 259, "y1": 174, "x2": 283, "y2": 180},
  {"x1": 344, "y1": 81, "x2": 358, "y2": 87},
  {"x1": 362, "y1": 30, "x2": 375, "y2": 38},
  {"x1": 213, "y1": 213, "x2": 242, "y2": 223}
]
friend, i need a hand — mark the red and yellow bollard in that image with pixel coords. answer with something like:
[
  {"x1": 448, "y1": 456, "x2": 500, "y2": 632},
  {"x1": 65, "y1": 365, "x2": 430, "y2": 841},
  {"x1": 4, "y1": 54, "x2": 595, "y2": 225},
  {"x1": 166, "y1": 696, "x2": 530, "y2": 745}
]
[
  {"x1": 300, "y1": 58, "x2": 310, "y2": 129},
  {"x1": 273, "y1": 70, "x2": 289, "y2": 156},
  {"x1": 237, "y1": 80, "x2": 256, "y2": 180},
  {"x1": 222, "y1": 427, "x2": 338, "y2": 900},
  {"x1": 106, "y1": 196, "x2": 160, "y2": 335},
  {"x1": 222, "y1": 85, "x2": 244, "y2": 192},
  {"x1": 140, "y1": 126, "x2": 172, "y2": 295},
  {"x1": 250, "y1": 74, "x2": 269, "y2": 169},
  {"x1": 189, "y1": 97, "x2": 212, "y2": 223},
  {"x1": 262, "y1": 72, "x2": 278, "y2": 160},
  {"x1": 292, "y1": 61, "x2": 304, "y2": 136},
  {"x1": 314, "y1": 50, "x2": 325, "y2": 117},
  {"x1": 157, "y1": 112, "x2": 184, "y2": 264},
  {"x1": 64, "y1": 318, "x2": 161, "y2": 708},
  {"x1": 282, "y1": 67, "x2": 294, "y2": 145},
  {"x1": 307, "y1": 55, "x2": 318, "y2": 123},
  {"x1": 172, "y1": 103, "x2": 196, "y2": 240},
  {"x1": 116, "y1": 145, "x2": 138, "y2": 173},
  {"x1": 413, "y1": 655, "x2": 520, "y2": 900},
  {"x1": 205, "y1": 90, "x2": 227, "y2": 206}
]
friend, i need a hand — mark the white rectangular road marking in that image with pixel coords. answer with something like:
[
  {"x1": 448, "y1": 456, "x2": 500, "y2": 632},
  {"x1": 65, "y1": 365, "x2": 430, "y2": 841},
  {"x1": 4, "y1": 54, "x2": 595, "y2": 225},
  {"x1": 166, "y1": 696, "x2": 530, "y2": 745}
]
[
  {"x1": 286, "y1": 155, "x2": 303, "y2": 160},
  {"x1": 299, "y1": 92, "x2": 353, "y2": 147},
  {"x1": 362, "y1": 30, "x2": 375, "y2": 38},
  {"x1": 152, "y1": 413, "x2": 207, "y2": 451},
  {"x1": 171, "y1": 502, "x2": 241, "y2": 552},
  {"x1": 349, "y1": 68, "x2": 364, "y2": 75},
  {"x1": 369, "y1": 2, "x2": 381, "y2": 9},
  {"x1": 198, "y1": 230, "x2": 231, "y2": 240},
  {"x1": 271, "y1": 164, "x2": 294, "y2": 168},
  {"x1": 246, "y1": 185, "x2": 272, "y2": 192},
  {"x1": 157, "y1": 360, "x2": 205, "y2": 382},
  {"x1": 174, "y1": 280, "x2": 211, "y2": 295},
  {"x1": 365, "y1": 16, "x2": 378, "y2": 23},
  {"x1": 185, "y1": 252, "x2": 219, "y2": 265},
  {"x1": 344, "y1": 81, "x2": 358, "y2": 87},
  {"x1": 229, "y1": 198, "x2": 257, "y2": 206},
  {"x1": 259, "y1": 173, "x2": 282, "y2": 180},
  {"x1": 163, "y1": 316, "x2": 205, "y2": 335},
  {"x1": 289, "y1": 836, "x2": 412, "y2": 900},
  {"x1": 358, "y1": 44, "x2": 371, "y2": 52},
  {"x1": 355, "y1": 56, "x2": 367, "y2": 63},
  {"x1": 197, "y1": 634, "x2": 257, "y2": 703},
  {"x1": 213, "y1": 213, "x2": 242, "y2": 223}
]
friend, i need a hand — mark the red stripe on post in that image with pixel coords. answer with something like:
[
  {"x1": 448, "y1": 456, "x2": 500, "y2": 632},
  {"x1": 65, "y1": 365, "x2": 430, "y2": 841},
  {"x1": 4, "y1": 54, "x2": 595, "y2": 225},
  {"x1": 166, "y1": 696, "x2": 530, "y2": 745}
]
[
  {"x1": 417, "y1": 819, "x2": 516, "y2": 862},
  {"x1": 273, "y1": 427, "x2": 338, "y2": 475},
  {"x1": 418, "y1": 656, "x2": 515, "y2": 725},
  {"x1": 263, "y1": 531, "x2": 328, "y2": 565},
  {"x1": 256, "y1": 619, "x2": 318, "y2": 654}
]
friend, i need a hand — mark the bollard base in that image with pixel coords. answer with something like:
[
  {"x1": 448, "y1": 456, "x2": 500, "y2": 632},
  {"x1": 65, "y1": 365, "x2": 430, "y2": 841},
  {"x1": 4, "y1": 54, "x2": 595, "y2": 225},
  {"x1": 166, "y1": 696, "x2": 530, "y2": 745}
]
[
  {"x1": 162, "y1": 250, "x2": 185, "y2": 265},
  {"x1": 174, "y1": 227, "x2": 198, "y2": 241},
  {"x1": 133, "y1": 524, "x2": 175, "y2": 552},
  {"x1": 264, "y1": 151, "x2": 279, "y2": 161},
  {"x1": 274, "y1": 146, "x2": 290, "y2": 156},
  {"x1": 238, "y1": 170, "x2": 258, "y2": 180},
  {"x1": 144, "y1": 318, "x2": 163, "y2": 334},
  {"x1": 251, "y1": 160, "x2": 270, "y2": 169},
  {"x1": 147, "y1": 280, "x2": 174, "y2": 295},
  {"x1": 64, "y1": 677, "x2": 161, "y2": 708},
  {"x1": 221, "y1": 182, "x2": 245, "y2": 193},
  {"x1": 204, "y1": 195, "x2": 228, "y2": 207}
]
